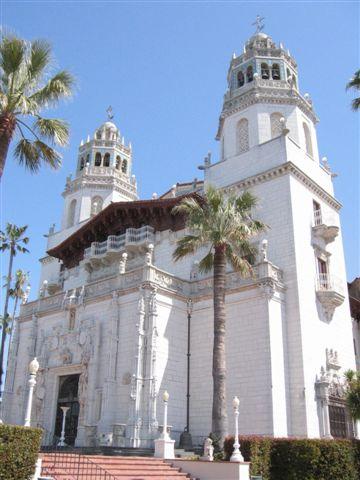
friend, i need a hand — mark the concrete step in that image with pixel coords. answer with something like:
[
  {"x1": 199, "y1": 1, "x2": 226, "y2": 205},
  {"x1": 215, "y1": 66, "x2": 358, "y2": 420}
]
[{"x1": 41, "y1": 453, "x2": 194, "y2": 480}]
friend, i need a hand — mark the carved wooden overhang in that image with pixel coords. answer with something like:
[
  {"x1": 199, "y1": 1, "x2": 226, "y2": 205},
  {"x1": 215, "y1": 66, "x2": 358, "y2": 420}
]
[{"x1": 48, "y1": 193, "x2": 202, "y2": 269}]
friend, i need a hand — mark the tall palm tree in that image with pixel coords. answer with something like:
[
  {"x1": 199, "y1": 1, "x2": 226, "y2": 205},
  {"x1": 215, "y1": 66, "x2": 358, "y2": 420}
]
[
  {"x1": 172, "y1": 186, "x2": 266, "y2": 442},
  {"x1": 346, "y1": 70, "x2": 360, "y2": 111},
  {"x1": 0, "y1": 224, "x2": 29, "y2": 397},
  {"x1": 9, "y1": 269, "x2": 29, "y2": 323},
  {"x1": 0, "y1": 35, "x2": 75, "y2": 178}
]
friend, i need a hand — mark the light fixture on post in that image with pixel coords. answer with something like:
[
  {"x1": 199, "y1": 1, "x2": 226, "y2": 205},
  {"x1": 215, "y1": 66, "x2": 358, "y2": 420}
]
[
  {"x1": 58, "y1": 406, "x2": 70, "y2": 447},
  {"x1": 154, "y1": 390, "x2": 175, "y2": 459},
  {"x1": 24, "y1": 357, "x2": 39, "y2": 427},
  {"x1": 230, "y1": 396, "x2": 244, "y2": 462},
  {"x1": 179, "y1": 298, "x2": 193, "y2": 450}
]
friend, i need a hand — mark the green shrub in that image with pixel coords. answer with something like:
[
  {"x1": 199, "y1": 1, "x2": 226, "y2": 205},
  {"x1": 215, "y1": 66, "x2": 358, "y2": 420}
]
[
  {"x1": 224, "y1": 435, "x2": 272, "y2": 479},
  {"x1": 315, "y1": 439, "x2": 357, "y2": 480},
  {"x1": 270, "y1": 439, "x2": 320, "y2": 480},
  {"x1": 0, "y1": 424, "x2": 42, "y2": 480},
  {"x1": 223, "y1": 435, "x2": 360, "y2": 480}
]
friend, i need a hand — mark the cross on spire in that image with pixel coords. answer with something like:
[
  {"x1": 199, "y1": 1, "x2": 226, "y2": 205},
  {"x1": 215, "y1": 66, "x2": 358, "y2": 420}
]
[
  {"x1": 252, "y1": 15, "x2": 265, "y2": 34},
  {"x1": 106, "y1": 105, "x2": 114, "y2": 121}
]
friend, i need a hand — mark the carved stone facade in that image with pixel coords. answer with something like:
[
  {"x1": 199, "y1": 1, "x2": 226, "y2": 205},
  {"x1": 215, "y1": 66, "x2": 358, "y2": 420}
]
[{"x1": 3, "y1": 29, "x2": 356, "y2": 446}]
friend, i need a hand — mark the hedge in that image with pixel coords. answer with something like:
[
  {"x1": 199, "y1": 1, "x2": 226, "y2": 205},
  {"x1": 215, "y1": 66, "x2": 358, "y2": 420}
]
[
  {"x1": 0, "y1": 424, "x2": 43, "y2": 480},
  {"x1": 224, "y1": 435, "x2": 360, "y2": 480}
]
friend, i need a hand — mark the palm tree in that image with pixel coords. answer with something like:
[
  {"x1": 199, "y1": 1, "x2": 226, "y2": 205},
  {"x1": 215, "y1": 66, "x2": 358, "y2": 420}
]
[
  {"x1": 172, "y1": 186, "x2": 266, "y2": 442},
  {"x1": 9, "y1": 269, "x2": 29, "y2": 323},
  {"x1": 345, "y1": 370, "x2": 360, "y2": 420},
  {"x1": 346, "y1": 70, "x2": 360, "y2": 111},
  {"x1": 0, "y1": 224, "x2": 29, "y2": 397},
  {"x1": 0, "y1": 35, "x2": 75, "y2": 178}
]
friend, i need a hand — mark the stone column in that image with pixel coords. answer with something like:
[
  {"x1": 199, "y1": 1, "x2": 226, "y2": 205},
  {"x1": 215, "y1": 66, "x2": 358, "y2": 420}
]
[
  {"x1": 257, "y1": 263, "x2": 288, "y2": 437},
  {"x1": 127, "y1": 286, "x2": 146, "y2": 447},
  {"x1": 315, "y1": 371, "x2": 332, "y2": 439}
]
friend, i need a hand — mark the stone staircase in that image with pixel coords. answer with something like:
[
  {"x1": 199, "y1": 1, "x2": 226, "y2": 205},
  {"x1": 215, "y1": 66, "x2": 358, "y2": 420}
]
[{"x1": 41, "y1": 454, "x2": 197, "y2": 480}]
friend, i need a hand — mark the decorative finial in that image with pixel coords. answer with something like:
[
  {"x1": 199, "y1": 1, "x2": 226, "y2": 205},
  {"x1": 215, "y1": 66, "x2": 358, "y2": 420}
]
[
  {"x1": 252, "y1": 15, "x2": 265, "y2": 34},
  {"x1": 106, "y1": 105, "x2": 114, "y2": 121}
]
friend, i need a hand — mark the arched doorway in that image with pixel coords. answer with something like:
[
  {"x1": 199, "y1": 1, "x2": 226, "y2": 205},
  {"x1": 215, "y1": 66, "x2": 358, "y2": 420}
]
[{"x1": 54, "y1": 374, "x2": 80, "y2": 445}]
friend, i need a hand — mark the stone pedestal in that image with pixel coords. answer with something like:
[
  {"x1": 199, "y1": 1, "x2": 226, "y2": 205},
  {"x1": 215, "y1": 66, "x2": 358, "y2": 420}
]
[{"x1": 154, "y1": 437, "x2": 175, "y2": 459}]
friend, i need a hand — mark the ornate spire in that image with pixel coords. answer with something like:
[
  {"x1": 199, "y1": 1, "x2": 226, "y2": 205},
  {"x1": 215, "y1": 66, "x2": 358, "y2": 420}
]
[
  {"x1": 106, "y1": 105, "x2": 114, "y2": 121},
  {"x1": 252, "y1": 15, "x2": 265, "y2": 34}
]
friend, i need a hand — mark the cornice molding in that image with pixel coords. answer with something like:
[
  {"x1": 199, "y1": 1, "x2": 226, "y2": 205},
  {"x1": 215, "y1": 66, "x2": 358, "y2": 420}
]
[
  {"x1": 216, "y1": 87, "x2": 318, "y2": 139},
  {"x1": 222, "y1": 161, "x2": 341, "y2": 211}
]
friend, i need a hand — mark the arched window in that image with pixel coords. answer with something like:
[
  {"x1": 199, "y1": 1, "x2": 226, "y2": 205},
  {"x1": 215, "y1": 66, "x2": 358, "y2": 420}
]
[
  {"x1": 67, "y1": 199, "x2": 76, "y2": 228},
  {"x1": 237, "y1": 71, "x2": 245, "y2": 88},
  {"x1": 91, "y1": 196, "x2": 103, "y2": 216},
  {"x1": 95, "y1": 152, "x2": 102, "y2": 166},
  {"x1": 79, "y1": 157, "x2": 85, "y2": 170},
  {"x1": 270, "y1": 112, "x2": 284, "y2": 138},
  {"x1": 96, "y1": 131, "x2": 102, "y2": 140},
  {"x1": 246, "y1": 66, "x2": 253, "y2": 82},
  {"x1": 286, "y1": 68, "x2": 291, "y2": 80},
  {"x1": 303, "y1": 123, "x2": 313, "y2": 157},
  {"x1": 121, "y1": 159, "x2": 128, "y2": 174},
  {"x1": 261, "y1": 63, "x2": 270, "y2": 79},
  {"x1": 103, "y1": 153, "x2": 110, "y2": 167},
  {"x1": 236, "y1": 118, "x2": 249, "y2": 154},
  {"x1": 272, "y1": 64, "x2": 280, "y2": 80},
  {"x1": 86, "y1": 154, "x2": 90, "y2": 166},
  {"x1": 115, "y1": 155, "x2": 121, "y2": 170}
]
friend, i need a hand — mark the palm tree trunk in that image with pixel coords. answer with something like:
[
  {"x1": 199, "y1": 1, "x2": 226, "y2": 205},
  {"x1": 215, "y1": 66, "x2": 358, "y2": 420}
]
[
  {"x1": 212, "y1": 244, "x2": 228, "y2": 443},
  {"x1": 0, "y1": 113, "x2": 16, "y2": 179},
  {"x1": 0, "y1": 246, "x2": 14, "y2": 397}
]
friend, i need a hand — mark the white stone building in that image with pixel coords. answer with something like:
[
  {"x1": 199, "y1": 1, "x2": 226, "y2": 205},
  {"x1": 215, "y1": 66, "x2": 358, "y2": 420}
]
[{"x1": 3, "y1": 30, "x2": 357, "y2": 447}]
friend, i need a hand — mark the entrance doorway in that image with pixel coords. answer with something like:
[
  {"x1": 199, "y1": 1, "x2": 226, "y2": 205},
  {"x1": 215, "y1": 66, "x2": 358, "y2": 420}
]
[{"x1": 54, "y1": 374, "x2": 80, "y2": 446}]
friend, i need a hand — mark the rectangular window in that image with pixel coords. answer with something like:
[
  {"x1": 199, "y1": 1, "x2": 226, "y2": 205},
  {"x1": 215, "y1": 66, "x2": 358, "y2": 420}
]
[
  {"x1": 329, "y1": 404, "x2": 347, "y2": 438},
  {"x1": 313, "y1": 200, "x2": 321, "y2": 225}
]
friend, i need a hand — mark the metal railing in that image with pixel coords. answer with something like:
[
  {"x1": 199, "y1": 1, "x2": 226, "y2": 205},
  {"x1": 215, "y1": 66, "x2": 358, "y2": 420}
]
[
  {"x1": 316, "y1": 273, "x2": 343, "y2": 293},
  {"x1": 313, "y1": 210, "x2": 337, "y2": 228},
  {"x1": 313, "y1": 209, "x2": 323, "y2": 226},
  {"x1": 84, "y1": 226, "x2": 154, "y2": 259},
  {"x1": 41, "y1": 447, "x2": 118, "y2": 480}
]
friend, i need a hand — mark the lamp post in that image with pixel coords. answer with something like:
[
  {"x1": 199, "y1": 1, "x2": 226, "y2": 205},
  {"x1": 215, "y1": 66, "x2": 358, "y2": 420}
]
[
  {"x1": 180, "y1": 298, "x2": 193, "y2": 450},
  {"x1": 162, "y1": 390, "x2": 169, "y2": 440},
  {"x1": 24, "y1": 358, "x2": 39, "y2": 427},
  {"x1": 230, "y1": 396, "x2": 244, "y2": 462},
  {"x1": 58, "y1": 406, "x2": 70, "y2": 447},
  {"x1": 154, "y1": 390, "x2": 175, "y2": 458}
]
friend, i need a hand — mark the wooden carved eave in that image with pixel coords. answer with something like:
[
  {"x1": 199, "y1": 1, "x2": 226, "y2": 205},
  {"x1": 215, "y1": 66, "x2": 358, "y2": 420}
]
[{"x1": 48, "y1": 193, "x2": 201, "y2": 268}]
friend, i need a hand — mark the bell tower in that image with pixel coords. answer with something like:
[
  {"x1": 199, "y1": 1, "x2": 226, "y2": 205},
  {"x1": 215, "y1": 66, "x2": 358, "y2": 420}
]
[
  {"x1": 61, "y1": 109, "x2": 138, "y2": 231},
  {"x1": 207, "y1": 21, "x2": 320, "y2": 188}
]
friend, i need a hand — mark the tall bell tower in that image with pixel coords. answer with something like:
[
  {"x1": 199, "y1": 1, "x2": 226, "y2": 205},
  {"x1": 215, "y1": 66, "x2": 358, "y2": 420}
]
[
  {"x1": 204, "y1": 21, "x2": 355, "y2": 438},
  {"x1": 61, "y1": 109, "x2": 138, "y2": 232}
]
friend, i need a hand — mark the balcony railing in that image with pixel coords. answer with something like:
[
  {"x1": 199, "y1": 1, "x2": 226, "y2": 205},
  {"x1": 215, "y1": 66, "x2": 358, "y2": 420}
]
[
  {"x1": 84, "y1": 226, "x2": 154, "y2": 259},
  {"x1": 312, "y1": 210, "x2": 339, "y2": 243},
  {"x1": 316, "y1": 273, "x2": 343, "y2": 293}
]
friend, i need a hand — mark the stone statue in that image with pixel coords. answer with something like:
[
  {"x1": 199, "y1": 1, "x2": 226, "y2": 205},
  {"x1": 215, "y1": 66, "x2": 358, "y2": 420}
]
[{"x1": 202, "y1": 437, "x2": 214, "y2": 461}]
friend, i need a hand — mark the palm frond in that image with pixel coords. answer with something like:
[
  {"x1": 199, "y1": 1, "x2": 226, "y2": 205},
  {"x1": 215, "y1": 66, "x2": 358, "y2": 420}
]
[
  {"x1": 173, "y1": 234, "x2": 203, "y2": 262},
  {"x1": 346, "y1": 70, "x2": 360, "y2": 91},
  {"x1": 0, "y1": 36, "x2": 25, "y2": 79},
  {"x1": 34, "y1": 117, "x2": 69, "y2": 146},
  {"x1": 351, "y1": 97, "x2": 360, "y2": 111},
  {"x1": 29, "y1": 70, "x2": 75, "y2": 107},
  {"x1": 14, "y1": 138, "x2": 61, "y2": 172},
  {"x1": 28, "y1": 39, "x2": 52, "y2": 83},
  {"x1": 198, "y1": 250, "x2": 214, "y2": 273}
]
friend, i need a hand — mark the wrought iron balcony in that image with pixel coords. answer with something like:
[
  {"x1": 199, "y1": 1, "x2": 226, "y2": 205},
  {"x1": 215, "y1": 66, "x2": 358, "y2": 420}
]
[
  {"x1": 315, "y1": 273, "x2": 345, "y2": 319},
  {"x1": 83, "y1": 226, "x2": 155, "y2": 263},
  {"x1": 312, "y1": 210, "x2": 339, "y2": 243}
]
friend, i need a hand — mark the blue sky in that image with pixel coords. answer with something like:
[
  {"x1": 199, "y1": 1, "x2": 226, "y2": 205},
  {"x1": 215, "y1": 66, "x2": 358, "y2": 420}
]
[{"x1": 1, "y1": 0, "x2": 359, "y2": 308}]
